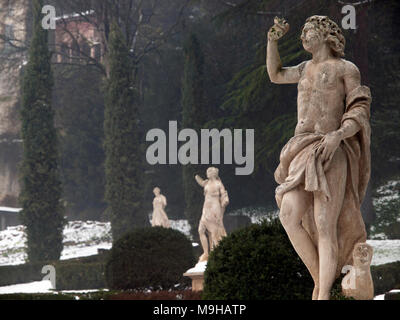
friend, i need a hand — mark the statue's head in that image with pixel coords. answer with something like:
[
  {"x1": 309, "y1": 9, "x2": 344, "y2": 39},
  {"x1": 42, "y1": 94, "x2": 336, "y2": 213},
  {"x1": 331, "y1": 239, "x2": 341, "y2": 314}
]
[
  {"x1": 301, "y1": 15, "x2": 345, "y2": 57},
  {"x1": 153, "y1": 187, "x2": 161, "y2": 196},
  {"x1": 353, "y1": 243, "x2": 373, "y2": 267},
  {"x1": 206, "y1": 167, "x2": 219, "y2": 179}
]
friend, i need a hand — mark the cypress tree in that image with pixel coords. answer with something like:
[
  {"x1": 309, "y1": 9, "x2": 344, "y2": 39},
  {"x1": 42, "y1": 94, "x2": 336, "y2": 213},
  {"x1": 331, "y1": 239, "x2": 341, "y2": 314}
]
[
  {"x1": 104, "y1": 23, "x2": 144, "y2": 241},
  {"x1": 181, "y1": 33, "x2": 207, "y2": 238},
  {"x1": 19, "y1": 0, "x2": 65, "y2": 262}
]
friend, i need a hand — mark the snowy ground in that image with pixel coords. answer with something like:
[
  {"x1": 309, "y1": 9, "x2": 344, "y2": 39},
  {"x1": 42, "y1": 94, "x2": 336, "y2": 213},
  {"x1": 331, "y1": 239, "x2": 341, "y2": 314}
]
[
  {"x1": 0, "y1": 217, "x2": 399, "y2": 297},
  {"x1": 1, "y1": 219, "x2": 399, "y2": 266},
  {"x1": 367, "y1": 239, "x2": 400, "y2": 266},
  {"x1": 0, "y1": 219, "x2": 191, "y2": 266},
  {"x1": 227, "y1": 206, "x2": 279, "y2": 224},
  {"x1": 0, "y1": 221, "x2": 112, "y2": 266},
  {"x1": 0, "y1": 280, "x2": 108, "y2": 297},
  {"x1": 374, "y1": 289, "x2": 400, "y2": 300}
]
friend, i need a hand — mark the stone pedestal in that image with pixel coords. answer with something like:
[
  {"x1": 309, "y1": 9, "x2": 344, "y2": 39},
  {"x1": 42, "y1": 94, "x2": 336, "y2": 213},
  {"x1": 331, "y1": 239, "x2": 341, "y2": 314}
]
[{"x1": 183, "y1": 261, "x2": 207, "y2": 292}]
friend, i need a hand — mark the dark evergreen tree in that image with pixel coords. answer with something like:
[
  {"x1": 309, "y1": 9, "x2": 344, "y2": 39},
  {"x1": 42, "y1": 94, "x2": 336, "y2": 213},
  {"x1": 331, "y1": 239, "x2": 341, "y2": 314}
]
[
  {"x1": 19, "y1": 0, "x2": 65, "y2": 262},
  {"x1": 104, "y1": 22, "x2": 145, "y2": 241},
  {"x1": 54, "y1": 65, "x2": 106, "y2": 221},
  {"x1": 181, "y1": 33, "x2": 207, "y2": 238}
]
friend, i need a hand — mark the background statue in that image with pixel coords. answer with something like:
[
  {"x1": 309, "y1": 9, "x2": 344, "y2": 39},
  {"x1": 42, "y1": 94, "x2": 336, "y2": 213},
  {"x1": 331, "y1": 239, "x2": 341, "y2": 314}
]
[
  {"x1": 151, "y1": 187, "x2": 170, "y2": 228},
  {"x1": 195, "y1": 167, "x2": 229, "y2": 262},
  {"x1": 267, "y1": 16, "x2": 373, "y2": 299}
]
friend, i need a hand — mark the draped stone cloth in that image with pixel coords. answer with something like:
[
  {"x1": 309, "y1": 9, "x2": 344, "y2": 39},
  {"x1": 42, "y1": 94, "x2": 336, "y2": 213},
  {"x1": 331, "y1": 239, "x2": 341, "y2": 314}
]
[
  {"x1": 151, "y1": 195, "x2": 170, "y2": 228},
  {"x1": 274, "y1": 85, "x2": 372, "y2": 277}
]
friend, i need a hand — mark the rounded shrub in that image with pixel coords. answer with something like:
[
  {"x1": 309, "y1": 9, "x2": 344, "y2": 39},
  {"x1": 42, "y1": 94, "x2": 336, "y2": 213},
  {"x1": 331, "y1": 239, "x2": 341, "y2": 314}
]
[
  {"x1": 202, "y1": 220, "x2": 314, "y2": 299},
  {"x1": 105, "y1": 227, "x2": 195, "y2": 290}
]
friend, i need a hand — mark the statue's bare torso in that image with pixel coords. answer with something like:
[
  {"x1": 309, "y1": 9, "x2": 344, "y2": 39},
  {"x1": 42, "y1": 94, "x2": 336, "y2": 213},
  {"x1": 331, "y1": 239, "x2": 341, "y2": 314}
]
[{"x1": 296, "y1": 59, "x2": 350, "y2": 135}]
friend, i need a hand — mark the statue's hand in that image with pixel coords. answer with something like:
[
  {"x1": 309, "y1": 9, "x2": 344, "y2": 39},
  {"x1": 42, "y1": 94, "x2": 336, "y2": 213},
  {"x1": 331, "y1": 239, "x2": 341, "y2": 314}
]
[
  {"x1": 316, "y1": 131, "x2": 342, "y2": 170},
  {"x1": 195, "y1": 174, "x2": 206, "y2": 187},
  {"x1": 268, "y1": 17, "x2": 289, "y2": 41}
]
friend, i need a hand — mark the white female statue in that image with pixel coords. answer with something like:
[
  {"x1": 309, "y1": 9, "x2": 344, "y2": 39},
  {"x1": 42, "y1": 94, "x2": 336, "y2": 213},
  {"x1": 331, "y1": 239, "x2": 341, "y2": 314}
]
[
  {"x1": 195, "y1": 167, "x2": 229, "y2": 262},
  {"x1": 151, "y1": 187, "x2": 170, "y2": 228}
]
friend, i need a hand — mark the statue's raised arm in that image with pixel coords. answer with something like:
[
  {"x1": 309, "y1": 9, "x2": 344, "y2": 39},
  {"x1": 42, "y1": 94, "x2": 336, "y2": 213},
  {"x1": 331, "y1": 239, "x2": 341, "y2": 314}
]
[
  {"x1": 266, "y1": 17, "x2": 306, "y2": 84},
  {"x1": 195, "y1": 174, "x2": 207, "y2": 187}
]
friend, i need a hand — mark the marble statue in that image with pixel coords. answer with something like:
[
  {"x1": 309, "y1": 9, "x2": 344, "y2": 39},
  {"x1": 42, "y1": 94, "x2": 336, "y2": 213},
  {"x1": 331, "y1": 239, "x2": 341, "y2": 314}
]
[
  {"x1": 151, "y1": 187, "x2": 170, "y2": 228},
  {"x1": 195, "y1": 167, "x2": 229, "y2": 262},
  {"x1": 267, "y1": 16, "x2": 373, "y2": 300}
]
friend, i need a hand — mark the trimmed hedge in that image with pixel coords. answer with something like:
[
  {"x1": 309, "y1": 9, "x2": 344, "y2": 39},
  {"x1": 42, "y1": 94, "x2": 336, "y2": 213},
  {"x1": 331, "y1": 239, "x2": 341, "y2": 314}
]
[
  {"x1": 105, "y1": 227, "x2": 195, "y2": 290},
  {"x1": 0, "y1": 263, "x2": 44, "y2": 287},
  {"x1": 371, "y1": 261, "x2": 400, "y2": 295},
  {"x1": 0, "y1": 253, "x2": 108, "y2": 290},
  {"x1": 55, "y1": 261, "x2": 105, "y2": 290},
  {"x1": 202, "y1": 220, "x2": 314, "y2": 300}
]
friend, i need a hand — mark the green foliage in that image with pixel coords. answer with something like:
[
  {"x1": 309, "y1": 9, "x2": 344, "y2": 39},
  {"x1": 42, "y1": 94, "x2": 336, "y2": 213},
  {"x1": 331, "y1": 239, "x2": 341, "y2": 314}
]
[
  {"x1": 55, "y1": 253, "x2": 108, "y2": 290},
  {"x1": 0, "y1": 262, "x2": 44, "y2": 287},
  {"x1": 329, "y1": 277, "x2": 354, "y2": 300},
  {"x1": 372, "y1": 197, "x2": 400, "y2": 239},
  {"x1": 367, "y1": 0, "x2": 400, "y2": 186},
  {"x1": 0, "y1": 254, "x2": 107, "y2": 289},
  {"x1": 54, "y1": 65, "x2": 106, "y2": 220},
  {"x1": 0, "y1": 293, "x2": 75, "y2": 300},
  {"x1": 371, "y1": 261, "x2": 400, "y2": 295},
  {"x1": 370, "y1": 180, "x2": 400, "y2": 239},
  {"x1": 19, "y1": 0, "x2": 64, "y2": 262},
  {"x1": 202, "y1": 220, "x2": 314, "y2": 300},
  {"x1": 105, "y1": 227, "x2": 195, "y2": 290},
  {"x1": 384, "y1": 291, "x2": 400, "y2": 300},
  {"x1": 181, "y1": 33, "x2": 207, "y2": 236},
  {"x1": 104, "y1": 22, "x2": 145, "y2": 240},
  {"x1": 139, "y1": 42, "x2": 185, "y2": 219}
]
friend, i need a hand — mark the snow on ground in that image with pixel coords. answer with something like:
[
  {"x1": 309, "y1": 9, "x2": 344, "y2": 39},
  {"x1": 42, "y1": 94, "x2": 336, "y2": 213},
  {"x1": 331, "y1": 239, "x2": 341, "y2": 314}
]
[
  {"x1": 367, "y1": 239, "x2": 400, "y2": 266},
  {"x1": 227, "y1": 206, "x2": 279, "y2": 224},
  {"x1": 0, "y1": 217, "x2": 398, "y2": 297},
  {"x1": 0, "y1": 280, "x2": 54, "y2": 294},
  {"x1": 373, "y1": 180, "x2": 400, "y2": 207},
  {"x1": 0, "y1": 221, "x2": 112, "y2": 266},
  {"x1": 0, "y1": 217, "x2": 399, "y2": 267},
  {"x1": 0, "y1": 219, "x2": 192, "y2": 266},
  {"x1": 170, "y1": 219, "x2": 191, "y2": 238},
  {"x1": 0, "y1": 280, "x2": 109, "y2": 295}
]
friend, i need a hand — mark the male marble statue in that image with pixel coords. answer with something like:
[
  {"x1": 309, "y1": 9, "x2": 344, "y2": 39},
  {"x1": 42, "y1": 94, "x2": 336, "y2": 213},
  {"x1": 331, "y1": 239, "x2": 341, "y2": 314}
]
[
  {"x1": 151, "y1": 187, "x2": 170, "y2": 228},
  {"x1": 267, "y1": 16, "x2": 373, "y2": 300},
  {"x1": 195, "y1": 167, "x2": 229, "y2": 262}
]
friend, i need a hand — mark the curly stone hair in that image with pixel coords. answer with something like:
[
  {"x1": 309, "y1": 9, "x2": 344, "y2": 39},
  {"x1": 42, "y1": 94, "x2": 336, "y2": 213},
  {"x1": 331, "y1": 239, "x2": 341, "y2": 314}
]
[{"x1": 301, "y1": 15, "x2": 346, "y2": 57}]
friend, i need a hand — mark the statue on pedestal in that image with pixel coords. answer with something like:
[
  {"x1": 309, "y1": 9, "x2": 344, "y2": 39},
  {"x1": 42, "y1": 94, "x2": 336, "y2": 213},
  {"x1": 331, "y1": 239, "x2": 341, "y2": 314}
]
[
  {"x1": 266, "y1": 16, "x2": 373, "y2": 300},
  {"x1": 151, "y1": 187, "x2": 170, "y2": 228},
  {"x1": 195, "y1": 167, "x2": 229, "y2": 262}
]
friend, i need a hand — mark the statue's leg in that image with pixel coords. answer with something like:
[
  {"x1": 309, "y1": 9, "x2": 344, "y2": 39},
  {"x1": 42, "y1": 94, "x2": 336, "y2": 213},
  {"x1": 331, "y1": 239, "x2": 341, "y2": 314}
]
[
  {"x1": 198, "y1": 220, "x2": 209, "y2": 262},
  {"x1": 280, "y1": 186, "x2": 319, "y2": 298},
  {"x1": 208, "y1": 228, "x2": 213, "y2": 252},
  {"x1": 314, "y1": 147, "x2": 347, "y2": 300}
]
